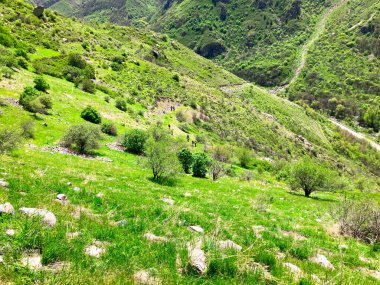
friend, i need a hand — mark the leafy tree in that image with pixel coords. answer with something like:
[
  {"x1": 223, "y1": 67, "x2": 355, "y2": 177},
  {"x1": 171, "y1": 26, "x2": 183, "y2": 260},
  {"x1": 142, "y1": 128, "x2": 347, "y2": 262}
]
[
  {"x1": 81, "y1": 106, "x2": 101, "y2": 124},
  {"x1": 115, "y1": 98, "x2": 127, "y2": 112},
  {"x1": 177, "y1": 148, "x2": 193, "y2": 174},
  {"x1": 33, "y1": 76, "x2": 50, "y2": 92},
  {"x1": 363, "y1": 106, "x2": 380, "y2": 132},
  {"x1": 192, "y1": 152, "x2": 211, "y2": 178},
  {"x1": 122, "y1": 129, "x2": 147, "y2": 154},
  {"x1": 19, "y1": 86, "x2": 39, "y2": 109},
  {"x1": 210, "y1": 159, "x2": 225, "y2": 181},
  {"x1": 288, "y1": 157, "x2": 330, "y2": 197},
  {"x1": 101, "y1": 122, "x2": 117, "y2": 136},
  {"x1": 61, "y1": 123, "x2": 101, "y2": 154},
  {"x1": 237, "y1": 148, "x2": 252, "y2": 168},
  {"x1": 82, "y1": 79, "x2": 95, "y2": 94}
]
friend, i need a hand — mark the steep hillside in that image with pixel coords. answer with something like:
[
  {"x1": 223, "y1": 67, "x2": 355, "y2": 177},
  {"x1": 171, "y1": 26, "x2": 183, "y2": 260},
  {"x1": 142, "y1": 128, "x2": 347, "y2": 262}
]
[
  {"x1": 288, "y1": 0, "x2": 380, "y2": 134},
  {"x1": 1, "y1": 1, "x2": 380, "y2": 284}
]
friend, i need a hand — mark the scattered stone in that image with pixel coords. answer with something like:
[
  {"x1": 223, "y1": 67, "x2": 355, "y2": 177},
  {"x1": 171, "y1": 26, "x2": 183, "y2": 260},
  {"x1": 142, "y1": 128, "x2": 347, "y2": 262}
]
[
  {"x1": 311, "y1": 274, "x2": 321, "y2": 283},
  {"x1": 284, "y1": 262, "x2": 302, "y2": 275},
  {"x1": 0, "y1": 202, "x2": 15, "y2": 215},
  {"x1": 252, "y1": 225, "x2": 265, "y2": 237},
  {"x1": 0, "y1": 179, "x2": 9, "y2": 188},
  {"x1": 133, "y1": 270, "x2": 161, "y2": 285},
  {"x1": 144, "y1": 233, "x2": 168, "y2": 242},
  {"x1": 66, "y1": 232, "x2": 79, "y2": 240},
  {"x1": 0, "y1": 255, "x2": 3, "y2": 263},
  {"x1": 27, "y1": 143, "x2": 38, "y2": 150},
  {"x1": 106, "y1": 142, "x2": 125, "y2": 152},
  {"x1": 360, "y1": 268, "x2": 380, "y2": 280},
  {"x1": 22, "y1": 253, "x2": 42, "y2": 270},
  {"x1": 280, "y1": 230, "x2": 307, "y2": 241},
  {"x1": 44, "y1": 261, "x2": 71, "y2": 272},
  {"x1": 85, "y1": 244, "x2": 105, "y2": 258},
  {"x1": 310, "y1": 254, "x2": 335, "y2": 270},
  {"x1": 184, "y1": 192, "x2": 192, "y2": 197},
  {"x1": 67, "y1": 182, "x2": 72, "y2": 186},
  {"x1": 5, "y1": 229, "x2": 15, "y2": 236},
  {"x1": 73, "y1": 187, "x2": 81, "y2": 192},
  {"x1": 160, "y1": 198, "x2": 175, "y2": 205},
  {"x1": 217, "y1": 240, "x2": 242, "y2": 251},
  {"x1": 189, "y1": 225, "x2": 204, "y2": 233},
  {"x1": 96, "y1": 192, "x2": 104, "y2": 198},
  {"x1": 19, "y1": 208, "x2": 57, "y2": 227},
  {"x1": 339, "y1": 244, "x2": 348, "y2": 250},
  {"x1": 188, "y1": 243, "x2": 207, "y2": 274},
  {"x1": 116, "y1": 219, "x2": 127, "y2": 227},
  {"x1": 359, "y1": 256, "x2": 371, "y2": 263},
  {"x1": 316, "y1": 218, "x2": 322, "y2": 223},
  {"x1": 56, "y1": 194, "x2": 68, "y2": 204}
]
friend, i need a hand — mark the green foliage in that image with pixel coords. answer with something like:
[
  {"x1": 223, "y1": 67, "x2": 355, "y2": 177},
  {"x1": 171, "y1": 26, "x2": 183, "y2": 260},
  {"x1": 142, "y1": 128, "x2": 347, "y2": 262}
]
[
  {"x1": 362, "y1": 106, "x2": 380, "y2": 132},
  {"x1": 177, "y1": 148, "x2": 193, "y2": 174},
  {"x1": 68, "y1": 53, "x2": 87, "y2": 69},
  {"x1": 19, "y1": 86, "x2": 51, "y2": 114},
  {"x1": 288, "y1": 157, "x2": 331, "y2": 197},
  {"x1": 101, "y1": 122, "x2": 117, "y2": 136},
  {"x1": 236, "y1": 148, "x2": 252, "y2": 168},
  {"x1": 20, "y1": 120, "x2": 35, "y2": 139},
  {"x1": 61, "y1": 123, "x2": 101, "y2": 154},
  {"x1": 81, "y1": 106, "x2": 101, "y2": 124},
  {"x1": 82, "y1": 79, "x2": 96, "y2": 94},
  {"x1": 33, "y1": 76, "x2": 50, "y2": 92},
  {"x1": 0, "y1": 127, "x2": 21, "y2": 153},
  {"x1": 115, "y1": 98, "x2": 127, "y2": 112},
  {"x1": 192, "y1": 152, "x2": 211, "y2": 178},
  {"x1": 122, "y1": 129, "x2": 147, "y2": 154}
]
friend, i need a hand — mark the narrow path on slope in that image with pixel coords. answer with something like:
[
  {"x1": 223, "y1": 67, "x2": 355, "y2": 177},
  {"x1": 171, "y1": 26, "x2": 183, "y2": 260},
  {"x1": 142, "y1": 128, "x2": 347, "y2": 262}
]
[
  {"x1": 330, "y1": 119, "x2": 380, "y2": 152},
  {"x1": 270, "y1": 0, "x2": 348, "y2": 95}
]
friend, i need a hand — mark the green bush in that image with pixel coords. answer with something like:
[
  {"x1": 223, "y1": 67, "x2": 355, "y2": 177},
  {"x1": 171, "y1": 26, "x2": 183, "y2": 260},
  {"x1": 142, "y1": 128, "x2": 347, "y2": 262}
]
[
  {"x1": 0, "y1": 127, "x2": 21, "y2": 153},
  {"x1": 19, "y1": 87, "x2": 51, "y2": 114},
  {"x1": 20, "y1": 120, "x2": 35, "y2": 139},
  {"x1": 192, "y1": 152, "x2": 211, "y2": 178},
  {"x1": 122, "y1": 129, "x2": 147, "y2": 154},
  {"x1": 68, "y1": 53, "x2": 87, "y2": 69},
  {"x1": 81, "y1": 106, "x2": 101, "y2": 124},
  {"x1": 177, "y1": 148, "x2": 193, "y2": 174},
  {"x1": 101, "y1": 122, "x2": 117, "y2": 136},
  {"x1": 236, "y1": 148, "x2": 252, "y2": 168},
  {"x1": 61, "y1": 123, "x2": 101, "y2": 154},
  {"x1": 115, "y1": 98, "x2": 127, "y2": 112},
  {"x1": 34, "y1": 76, "x2": 50, "y2": 92},
  {"x1": 63, "y1": 66, "x2": 82, "y2": 82},
  {"x1": 82, "y1": 79, "x2": 96, "y2": 94}
]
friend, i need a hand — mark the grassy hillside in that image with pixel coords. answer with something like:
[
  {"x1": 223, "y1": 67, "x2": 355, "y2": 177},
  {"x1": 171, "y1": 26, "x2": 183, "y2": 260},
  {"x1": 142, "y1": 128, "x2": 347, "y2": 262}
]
[
  {"x1": 1, "y1": 0, "x2": 380, "y2": 284},
  {"x1": 288, "y1": 0, "x2": 380, "y2": 135}
]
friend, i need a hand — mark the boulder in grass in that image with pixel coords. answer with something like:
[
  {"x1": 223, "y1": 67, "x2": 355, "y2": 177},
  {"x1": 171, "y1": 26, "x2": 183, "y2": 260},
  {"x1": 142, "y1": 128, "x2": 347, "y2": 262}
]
[
  {"x1": 0, "y1": 202, "x2": 15, "y2": 215},
  {"x1": 5, "y1": 229, "x2": 15, "y2": 236},
  {"x1": 189, "y1": 225, "x2": 204, "y2": 233},
  {"x1": 284, "y1": 262, "x2": 302, "y2": 275},
  {"x1": 19, "y1": 208, "x2": 57, "y2": 227},
  {"x1": 133, "y1": 270, "x2": 161, "y2": 285},
  {"x1": 0, "y1": 179, "x2": 9, "y2": 188},
  {"x1": 56, "y1": 194, "x2": 68, "y2": 204},
  {"x1": 144, "y1": 233, "x2": 168, "y2": 242},
  {"x1": 188, "y1": 244, "x2": 207, "y2": 275},
  {"x1": 22, "y1": 253, "x2": 42, "y2": 270},
  {"x1": 310, "y1": 254, "x2": 335, "y2": 270},
  {"x1": 160, "y1": 198, "x2": 174, "y2": 205},
  {"x1": 85, "y1": 244, "x2": 105, "y2": 258},
  {"x1": 217, "y1": 240, "x2": 242, "y2": 251}
]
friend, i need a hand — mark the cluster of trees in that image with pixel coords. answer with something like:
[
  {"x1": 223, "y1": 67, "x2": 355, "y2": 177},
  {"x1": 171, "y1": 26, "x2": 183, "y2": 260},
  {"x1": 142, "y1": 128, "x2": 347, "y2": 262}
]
[{"x1": 19, "y1": 76, "x2": 52, "y2": 114}]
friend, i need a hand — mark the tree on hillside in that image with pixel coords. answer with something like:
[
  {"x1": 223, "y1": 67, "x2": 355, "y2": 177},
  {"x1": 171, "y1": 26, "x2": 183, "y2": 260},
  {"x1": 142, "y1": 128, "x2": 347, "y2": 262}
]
[
  {"x1": 288, "y1": 156, "x2": 330, "y2": 197},
  {"x1": 61, "y1": 123, "x2": 101, "y2": 154},
  {"x1": 33, "y1": 76, "x2": 50, "y2": 92},
  {"x1": 192, "y1": 152, "x2": 211, "y2": 178},
  {"x1": 123, "y1": 129, "x2": 147, "y2": 154},
  {"x1": 177, "y1": 148, "x2": 193, "y2": 174}
]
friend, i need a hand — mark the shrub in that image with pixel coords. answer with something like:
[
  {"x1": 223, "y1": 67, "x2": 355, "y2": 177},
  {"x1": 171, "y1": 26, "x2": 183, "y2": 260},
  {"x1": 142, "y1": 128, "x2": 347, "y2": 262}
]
[
  {"x1": 237, "y1": 148, "x2": 252, "y2": 168},
  {"x1": 334, "y1": 197, "x2": 380, "y2": 244},
  {"x1": 0, "y1": 128, "x2": 21, "y2": 153},
  {"x1": 213, "y1": 145, "x2": 233, "y2": 163},
  {"x1": 101, "y1": 122, "x2": 117, "y2": 136},
  {"x1": 192, "y1": 152, "x2": 211, "y2": 178},
  {"x1": 21, "y1": 120, "x2": 35, "y2": 139},
  {"x1": 210, "y1": 159, "x2": 225, "y2": 181},
  {"x1": 176, "y1": 110, "x2": 187, "y2": 122},
  {"x1": 82, "y1": 79, "x2": 95, "y2": 94},
  {"x1": 104, "y1": 96, "x2": 110, "y2": 103},
  {"x1": 63, "y1": 66, "x2": 82, "y2": 82},
  {"x1": 61, "y1": 123, "x2": 101, "y2": 154},
  {"x1": 122, "y1": 129, "x2": 147, "y2": 154},
  {"x1": 145, "y1": 126, "x2": 180, "y2": 180},
  {"x1": 33, "y1": 76, "x2": 50, "y2": 92},
  {"x1": 115, "y1": 98, "x2": 127, "y2": 112},
  {"x1": 68, "y1": 53, "x2": 87, "y2": 69},
  {"x1": 19, "y1": 87, "x2": 51, "y2": 114},
  {"x1": 288, "y1": 157, "x2": 330, "y2": 197},
  {"x1": 81, "y1": 106, "x2": 101, "y2": 124},
  {"x1": 177, "y1": 148, "x2": 193, "y2": 174},
  {"x1": 19, "y1": 86, "x2": 39, "y2": 108}
]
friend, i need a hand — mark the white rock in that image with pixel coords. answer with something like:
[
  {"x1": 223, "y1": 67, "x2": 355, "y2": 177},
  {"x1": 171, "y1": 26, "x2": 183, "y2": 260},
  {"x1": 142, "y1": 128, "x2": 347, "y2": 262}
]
[
  {"x1": 133, "y1": 270, "x2": 161, "y2": 285},
  {"x1": 184, "y1": 192, "x2": 192, "y2": 197},
  {"x1": 311, "y1": 274, "x2": 321, "y2": 283},
  {"x1": 316, "y1": 219, "x2": 322, "y2": 223},
  {"x1": 0, "y1": 179, "x2": 9, "y2": 188},
  {"x1": 67, "y1": 182, "x2": 72, "y2": 186},
  {"x1": 22, "y1": 254, "x2": 42, "y2": 270},
  {"x1": 144, "y1": 233, "x2": 168, "y2": 242},
  {"x1": 160, "y1": 198, "x2": 174, "y2": 205},
  {"x1": 339, "y1": 244, "x2": 348, "y2": 250},
  {"x1": 66, "y1": 232, "x2": 80, "y2": 240},
  {"x1": 19, "y1": 208, "x2": 57, "y2": 227},
  {"x1": 0, "y1": 255, "x2": 3, "y2": 263},
  {"x1": 85, "y1": 245, "x2": 105, "y2": 258},
  {"x1": 284, "y1": 262, "x2": 302, "y2": 275},
  {"x1": 188, "y1": 245, "x2": 207, "y2": 274},
  {"x1": 0, "y1": 202, "x2": 15, "y2": 215},
  {"x1": 310, "y1": 254, "x2": 335, "y2": 270},
  {"x1": 217, "y1": 240, "x2": 242, "y2": 251},
  {"x1": 73, "y1": 187, "x2": 81, "y2": 192},
  {"x1": 189, "y1": 225, "x2": 204, "y2": 233},
  {"x1": 56, "y1": 194, "x2": 68, "y2": 204},
  {"x1": 5, "y1": 229, "x2": 15, "y2": 236},
  {"x1": 96, "y1": 192, "x2": 104, "y2": 198}
]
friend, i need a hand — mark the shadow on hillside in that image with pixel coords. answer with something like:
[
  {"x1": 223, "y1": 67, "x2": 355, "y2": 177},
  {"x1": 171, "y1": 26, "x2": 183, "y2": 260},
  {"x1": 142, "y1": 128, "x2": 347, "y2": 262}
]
[{"x1": 287, "y1": 191, "x2": 337, "y2": 202}]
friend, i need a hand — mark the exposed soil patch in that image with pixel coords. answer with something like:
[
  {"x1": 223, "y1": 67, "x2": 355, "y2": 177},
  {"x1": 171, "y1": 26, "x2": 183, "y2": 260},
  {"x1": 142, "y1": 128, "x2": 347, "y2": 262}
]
[{"x1": 42, "y1": 146, "x2": 112, "y2": 162}]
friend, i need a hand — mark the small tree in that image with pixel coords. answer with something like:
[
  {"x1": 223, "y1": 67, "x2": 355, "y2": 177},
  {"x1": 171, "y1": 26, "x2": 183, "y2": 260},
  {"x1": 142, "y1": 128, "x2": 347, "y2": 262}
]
[
  {"x1": 288, "y1": 157, "x2": 329, "y2": 197},
  {"x1": 122, "y1": 129, "x2": 147, "y2": 154},
  {"x1": 115, "y1": 98, "x2": 127, "y2": 112},
  {"x1": 177, "y1": 148, "x2": 193, "y2": 174},
  {"x1": 210, "y1": 159, "x2": 225, "y2": 181},
  {"x1": 101, "y1": 122, "x2": 117, "y2": 136},
  {"x1": 81, "y1": 106, "x2": 101, "y2": 124},
  {"x1": 61, "y1": 123, "x2": 101, "y2": 154},
  {"x1": 33, "y1": 76, "x2": 50, "y2": 92},
  {"x1": 236, "y1": 148, "x2": 252, "y2": 168},
  {"x1": 82, "y1": 79, "x2": 95, "y2": 94},
  {"x1": 192, "y1": 152, "x2": 211, "y2": 178},
  {"x1": 0, "y1": 128, "x2": 21, "y2": 153}
]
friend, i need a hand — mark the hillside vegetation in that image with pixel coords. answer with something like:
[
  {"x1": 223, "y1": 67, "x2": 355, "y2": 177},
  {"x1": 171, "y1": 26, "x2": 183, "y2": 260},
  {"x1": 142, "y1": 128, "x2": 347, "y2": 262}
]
[{"x1": 0, "y1": 1, "x2": 380, "y2": 284}]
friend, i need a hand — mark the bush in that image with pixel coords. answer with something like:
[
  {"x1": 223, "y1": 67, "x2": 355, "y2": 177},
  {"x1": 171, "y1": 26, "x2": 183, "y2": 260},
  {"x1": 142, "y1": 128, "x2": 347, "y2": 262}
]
[
  {"x1": 288, "y1": 157, "x2": 330, "y2": 197},
  {"x1": 81, "y1": 106, "x2": 101, "y2": 124},
  {"x1": 334, "y1": 197, "x2": 380, "y2": 244},
  {"x1": 237, "y1": 148, "x2": 252, "y2": 168},
  {"x1": 33, "y1": 76, "x2": 50, "y2": 92},
  {"x1": 115, "y1": 98, "x2": 127, "y2": 112},
  {"x1": 192, "y1": 152, "x2": 211, "y2": 178},
  {"x1": 122, "y1": 129, "x2": 147, "y2": 154},
  {"x1": 101, "y1": 122, "x2": 117, "y2": 136},
  {"x1": 61, "y1": 123, "x2": 101, "y2": 154},
  {"x1": 21, "y1": 120, "x2": 35, "y2": 139},
  {"x1": 19, "y1": 87, "x2": 51, "y2": 114},
  {"x1": 177, "y1": 148, "x2": 193, "y2": 174},
  {"x1": 0, "y1": 128, "x2": 21, "y2": 153},
  {"x1": 68, "y1": 53, "x2": 87, "y2": 69},
  {"x1": 82, "y1": 79, "x2": 95, "y2": 94},
  {"x1": 63, "y1": 66, "x2": 81, "y2": 82},
  {"x1": 210, "y1": 159, "x2": 225, "y2": 181}
]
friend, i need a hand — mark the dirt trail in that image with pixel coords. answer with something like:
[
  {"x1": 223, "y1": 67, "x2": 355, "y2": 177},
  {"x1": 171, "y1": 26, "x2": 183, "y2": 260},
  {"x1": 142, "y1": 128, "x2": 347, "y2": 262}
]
[{"x1": 271, "y1": 0, "x2": 347, "y2": 95}]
